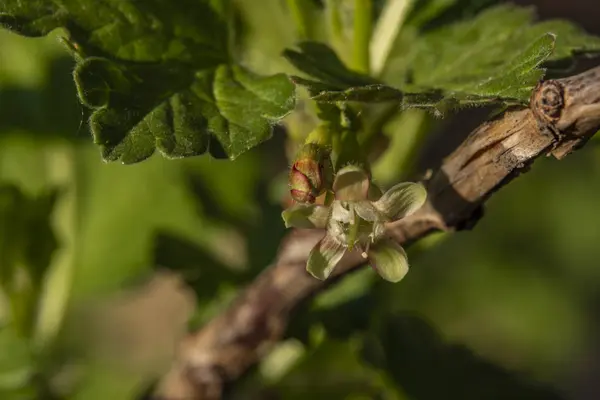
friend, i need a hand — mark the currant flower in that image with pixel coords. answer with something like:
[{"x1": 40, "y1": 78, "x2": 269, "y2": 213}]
[{"x1": 282, "y1": 165, "x2": 427, "y2": 282}]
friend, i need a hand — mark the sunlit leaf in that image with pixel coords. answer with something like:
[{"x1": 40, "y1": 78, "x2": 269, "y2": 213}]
[
  {"x1": 286, "y1": 5, "x2": 600, "y2": 110},
  {"x1": 0, "y1": 0, "x2": 295, "y2": 162}
]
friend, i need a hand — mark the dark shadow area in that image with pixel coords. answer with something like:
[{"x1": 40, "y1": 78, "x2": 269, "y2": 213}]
[
  {"x1": 362, "y1": 313, "x2": 565, "y2": 400},
  {"x1": 416, "y1": 106, "x2": 499, "y2": 173},
  {"x1": 152, "y1": 232, "x2": 244, "y2": 299},
  {"x1": 414, "y1": 0, "x2": 501, "y2": 32},
  {"x1": 282, "y1": 291, "x2": 565, "y2": 400},
  {"x1": 0, "y1": 56, "x2": 85, "y2": 140},
  {"x1": 184, "y1": 166, "x2": 287, "y2": 278}
]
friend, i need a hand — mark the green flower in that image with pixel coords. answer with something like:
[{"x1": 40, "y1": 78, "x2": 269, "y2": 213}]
[{"x1": 282, "y1": 165, "x2": 427, "y2": 282}]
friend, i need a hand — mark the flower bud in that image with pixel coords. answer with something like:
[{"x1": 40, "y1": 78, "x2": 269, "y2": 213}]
[{"x1": 289, "y1": 143, "x2": 333, "y2": 204}]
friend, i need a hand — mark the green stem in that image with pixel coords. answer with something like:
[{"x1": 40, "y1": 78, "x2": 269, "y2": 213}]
[
  {"x1": 33, "y1": 144, "x2": 77, "y2": 349},
  {"x1": 286, "y1": 0, "x2": 313, "y2": 40},
  {"x1": 352, "y1": 0, "x2": 372, "y2": 74},
  {"x1": 326, "y1": 0, "x2": 350, "y2": 65},
  {"x1": 370, "y1": 0, "x2": 414, "y2": 76},
  {"x1": 305, "y1": 123, "x2": 334, "y2": 148},
  {"x1": 327, "y1": 0, "x2": 344, "y2": 44}
]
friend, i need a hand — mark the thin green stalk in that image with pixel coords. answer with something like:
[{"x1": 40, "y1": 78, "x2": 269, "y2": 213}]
[
  {"x1": 327, "y1": 0, "x2": 345, "y2": 45},
  {"x1": 352, "y1": 0, "x2": 372, "y2": 74},
  {"x1": 305, "y1": 122, "x2": 334, "y2": 147},
  {"x1": 286, "y1": 0, "x2": 313, "y2": 40},
  {"x1": 370, "y1": 0, "x2": 414, "y2": 76},
  {"x1": 326, "y1": 0, "x2": 351, "y2": 65},
  {"x1": 33, "y1": 144, "x2": 77, "y2": 349}
]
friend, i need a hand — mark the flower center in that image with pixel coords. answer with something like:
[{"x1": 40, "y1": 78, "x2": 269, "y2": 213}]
[{"x1": 328, "y1": 201, "x2": 385, "y2": 251}]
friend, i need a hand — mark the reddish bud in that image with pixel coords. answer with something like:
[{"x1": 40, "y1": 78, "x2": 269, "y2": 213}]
[{"x1": 289, "y1": 143, "x2": 333, "y2": 204}]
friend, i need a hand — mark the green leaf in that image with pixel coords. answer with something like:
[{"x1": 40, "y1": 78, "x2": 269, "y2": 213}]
[
  {"x1": 71, "y1": 149, "x2": 227, "y2": 297},
  {"x1": 283, "y1": 42, "x2": 447, "y2": 107},
  {"x1": 450, "y1": 33, "x2": 553, "y2": 100},
  {"x1": 403, "y1": 0, "x2": 500, "y2": 32},
  {"x1": 385, "y1": 4, "x2": 600, "y2": 100},
  {"x1": 284, "y1": 41, "x2": 377, "y2": 89},
  {"x1": 285, "y1": 5, "x2": 600, "y2": 109},
  {"x1": 0, "y1": 0, "x2": 296, "y2": 162}
]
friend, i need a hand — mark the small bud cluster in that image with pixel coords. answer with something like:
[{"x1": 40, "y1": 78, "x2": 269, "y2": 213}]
[{"x1": 289, "y1": 143, "x2": 333, "y2": 204}]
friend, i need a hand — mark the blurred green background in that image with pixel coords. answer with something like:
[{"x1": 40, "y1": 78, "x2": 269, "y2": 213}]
[{"x1": 2, "y1": 1, "x2": 600, "y2": 399}]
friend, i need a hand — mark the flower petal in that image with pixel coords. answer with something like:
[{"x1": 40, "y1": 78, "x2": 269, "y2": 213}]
[
  {"x1": 354, "y1": 200, "x2": 384, "y2": 222},
  {"x1": 282, "y1": 204, "x2": 330, "y2": 229},
  {"x1": 368, "y1": 239, "x2": 409, "y2": 283},
  {"x1": 374, "y1": 182, "x2": 427, "y2": 220},
  {"x1": 306, "y1": 235, "x2": 346, "y2": 280},
  {"x1": 330, "y1": 200, "x2": 352, "y2": 223},
  {"x1": 333, "y1": 165, "x2": 370, "y2": 201}
]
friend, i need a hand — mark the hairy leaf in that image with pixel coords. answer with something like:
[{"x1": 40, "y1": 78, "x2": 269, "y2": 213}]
[
  {"x1": 284, "y1": 41, "x2": 377, "y2": 89},
  {"x1": 387, "y1": 5, "x2": 600, "y2": 93},
  {"x1": 286, "y1": 5, "x2": 600, "y2": 110},
  {"x1": 0, "y1": 0, "x2": 295, "y2": 162}
]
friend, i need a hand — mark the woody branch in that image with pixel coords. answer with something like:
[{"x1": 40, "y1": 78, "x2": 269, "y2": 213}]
[{"x1": 155, "y1": 65, "x2": 600, "y2": 400}]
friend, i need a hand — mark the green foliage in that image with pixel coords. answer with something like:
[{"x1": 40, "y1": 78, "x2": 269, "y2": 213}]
[
  {"x1": 0, "y1": 184, "x2": 58, "y2": 335},
  {"x1": 388, "y1": 5, "x2": 600, "y2": 93},
  {"x1": 0, "y1": 184, "x2": 60, "y2": 399},
  {"x1": 285, "y1": 42, "x2": 377, "y2": 90},
  {"x1": 287, "y1": 5, "x2": 600, "y2": 111},
  {"x1": 0, "y1": 0, "x2": 295, "y2": 162},
  {"x1": 1, "y1": 1, "x2": 599, "y2": 159},
  {"x1": 266, "y1": 338, "x2": 393, "y2": 400},
  {"x1": 1, "y1": 1, "x2": 600, "y2": 400},
  {"x1": 401, "y1": 0, "x2": 500, "y2": 34},
  {"x1": 0, "y1": 327, "x2": 34, "y2": 397}
]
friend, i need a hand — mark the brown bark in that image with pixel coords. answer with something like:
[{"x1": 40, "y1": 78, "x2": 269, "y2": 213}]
[{"x1": 155, "y1": 66, "x2": 600, "y2": 400}]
